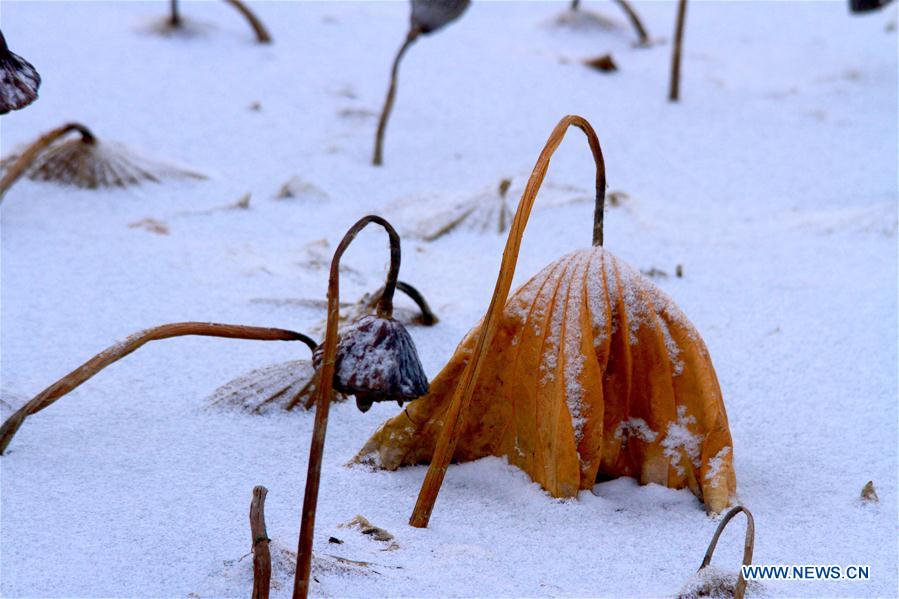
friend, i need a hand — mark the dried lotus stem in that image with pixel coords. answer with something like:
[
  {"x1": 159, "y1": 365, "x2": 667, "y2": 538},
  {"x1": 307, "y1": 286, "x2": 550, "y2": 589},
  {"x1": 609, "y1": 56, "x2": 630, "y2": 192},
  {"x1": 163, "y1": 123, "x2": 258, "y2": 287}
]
[
  {"x1": 169, "y1": 0, "x2": 182, "y2": 27},
  {"x1": 668, "y1": 0, "x2": 687, "y2": 101},
  {"x1": 567, "y1": 0, "x2": 649, "y2": 46},
  {"x1": 0, "y1": 122, "x2": 94, "y2": 202},
  {"x1": 372, "y1": 28, "x2": 420, "y2": 166},
  {"x1": 698, "y1": 506, "x2": 755, "y2": 599},
  {"x1": 223, "y1": 0, "x2": 273, "y2": 44},
  {"x1": 409, "y1": 115, "x2": 605, "y2": 528},
  {"x1": 250, "y1": 486, "x2": 272, "y2": 599},
  {"x1": 0, "y1": 322, "x2": 316, "y2": 454},
  {"x1": 614, "y1": 0, "x2": 650, "y2": 46},
  {"x1": 293, "y1": 215, "x2": 401, "y2": 599},
  {"x1": 362, "y1": 281, "x2": 437, "y2": 326}
]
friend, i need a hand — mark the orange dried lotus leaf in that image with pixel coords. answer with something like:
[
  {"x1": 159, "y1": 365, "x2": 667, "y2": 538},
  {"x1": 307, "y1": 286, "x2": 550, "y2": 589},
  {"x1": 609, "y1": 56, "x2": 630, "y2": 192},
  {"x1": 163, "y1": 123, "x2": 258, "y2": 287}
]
[{"x1": 355, "y1": 245, "x2": 736, "y2": 512}]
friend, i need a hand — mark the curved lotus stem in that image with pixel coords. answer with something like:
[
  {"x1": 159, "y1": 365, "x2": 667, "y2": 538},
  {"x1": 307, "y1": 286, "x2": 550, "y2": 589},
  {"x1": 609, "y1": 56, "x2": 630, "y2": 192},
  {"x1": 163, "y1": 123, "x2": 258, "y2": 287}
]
[
  {"x1": 372, "y1": 28, "x2": 420, "y2": 166},
  {"x1": 698, "y1": 506, "x2": 755, "y2": 599},
  {"x1": 0, "y1": 122, "x2": 95, "y2": 202},
  {"x1": 668, "y1": 0, "x2": 688, "y2": 101},
  {"x1": 362, "y1": 280, "x2": 438, "y2": 326},
  {"x1": 614, "y1": 0, "x2": 650, "y2": 46},
  {"x1": 0, "y1": 322, "x2": 316, "y2": 454},
  {"x1": 222, "y1": 0, "x2": 273, "y2": 44},
  {"x1": 409, "y1": 114, "x2": 605, "y2": 528},
  {"x1": 395, "y1": 281, "x2": 437, "y2": 325},
  {"x1": 293, "y1": 215, "x2": 401, "y2": 599}
]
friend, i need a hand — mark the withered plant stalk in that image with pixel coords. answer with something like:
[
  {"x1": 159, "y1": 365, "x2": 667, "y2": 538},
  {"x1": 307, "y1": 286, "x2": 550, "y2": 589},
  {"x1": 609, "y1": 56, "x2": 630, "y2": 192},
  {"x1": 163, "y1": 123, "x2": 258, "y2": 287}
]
[
  {"x1": 408, "y1": 115, "x2": 606, "y2": 528},
  {"x1": 372, "y1": 28, "x2": 420, "y2": 166},
  {"x1": 0, "y1": 322, "x2": 316, "y2": 454},
  {"x1": 170, "y1": 0, "x2": 182, "y2": 27},
  {"x1": 615, "y1": 0, "x2": 650, "y2": 46},
  {"x1": 293, "y1": 215, "x2": 401, "y2": 599},
  {"x1": 250, "y1": 486, "x2": 272, "y2": 599},
  {"x1": 223, "y1": 0, "x2": 273, "y2": 44},
  {"x1": 697, "y1": 506, "x2": 755, "y2": 599},
  {"x1": 668, "y1": 0, "x2": 688, "y2": 101},
  {"x1": 568, "y1": 0, "x2": 649, "y2": 46},
  {"x1": 0, "y1": 122, "x2": 94, "y2": 202}
]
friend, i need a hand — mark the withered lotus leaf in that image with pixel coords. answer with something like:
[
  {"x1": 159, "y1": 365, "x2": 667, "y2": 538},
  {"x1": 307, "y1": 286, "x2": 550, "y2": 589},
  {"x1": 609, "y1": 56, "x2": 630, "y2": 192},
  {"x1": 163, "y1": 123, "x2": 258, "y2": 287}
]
[
  {"x1": 356, "y1": 246, "x2": 735, "y2": 511},
  {"x1": 357, "y1": 115, "x2": 736, "y2": 517},
  {"x1": 206, "y1": 360, "x2": 347, "y2": 414},
  {"x1": 0, "y1": 123, "x2": 205, "y2": 200}
]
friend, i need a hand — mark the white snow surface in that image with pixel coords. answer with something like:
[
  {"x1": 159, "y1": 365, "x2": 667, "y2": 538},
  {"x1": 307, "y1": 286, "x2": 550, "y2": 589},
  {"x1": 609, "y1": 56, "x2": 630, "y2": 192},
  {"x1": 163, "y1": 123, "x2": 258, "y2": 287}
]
[{"x1": 1, "y1": 1, "x2": 896, "y2": 597}]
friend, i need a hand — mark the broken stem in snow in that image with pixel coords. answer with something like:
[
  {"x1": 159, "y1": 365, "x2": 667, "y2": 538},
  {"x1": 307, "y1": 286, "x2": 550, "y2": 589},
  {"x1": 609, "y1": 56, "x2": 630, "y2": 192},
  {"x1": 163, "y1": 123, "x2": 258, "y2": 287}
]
[
  {"x1": 222, "y1": 0, "x2": 273, "y2": 44},
  {"x1": 372, "y1": 28, "x2": 420, "y2": 166},
  {"x1": 169, "y1": 0, "x2": 182, "y2": 27},
  {"x1": 0, "y1": 122, "x2": 95, "y2": 202},
  {"x1": 293, "y1": 215, "x2": 401, "y2": 599},
  {"x1": 250, "y1": 486, "x2": 272, "y2": 599},
  {"x1": 408, "y1": 115, "x2": 606, "y2": 529},
  {"x1": 698, "y1": 505, "x2": 755, "y2": 599},
  {"x1": 668, "y1": 0, "x2": 688, "y2": 101},
  {"x1": 0, "y1": 322, "x2": 317, "y2": 454}
]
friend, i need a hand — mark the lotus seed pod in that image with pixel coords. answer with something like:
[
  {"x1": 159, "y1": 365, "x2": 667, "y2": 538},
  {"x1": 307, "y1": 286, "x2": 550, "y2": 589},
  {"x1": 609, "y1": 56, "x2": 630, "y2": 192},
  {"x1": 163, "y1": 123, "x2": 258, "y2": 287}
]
[
  {"x1": 316, "y1": 314, "x2": 429, "y2": 412},
  {"x1": 410, "y1": 0, "x2": 470, "y2": 34},
  {"x1": 0, "y1": 32, "x2": 40, "y2": 114}
]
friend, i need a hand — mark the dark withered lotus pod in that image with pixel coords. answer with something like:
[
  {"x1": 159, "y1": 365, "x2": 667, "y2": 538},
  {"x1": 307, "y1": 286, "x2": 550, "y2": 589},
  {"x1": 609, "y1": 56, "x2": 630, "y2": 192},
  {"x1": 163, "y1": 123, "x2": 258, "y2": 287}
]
[
  {"x1": 315, "y1": 314, "x2": 429, "y2": 413},
  {"x1": 411, "y1": 0, "x2": 471, "y2": 34},
  {"x1": 0, "y1": 31, "x2": 40, "y2": 114}
]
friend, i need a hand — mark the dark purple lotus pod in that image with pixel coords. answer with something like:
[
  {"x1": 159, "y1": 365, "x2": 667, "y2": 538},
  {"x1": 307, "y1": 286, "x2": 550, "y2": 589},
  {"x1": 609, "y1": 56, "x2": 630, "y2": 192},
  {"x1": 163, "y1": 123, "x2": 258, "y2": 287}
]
[
  {"x1": 0, "y1": 32, "x2": 40, "y2": 114},
  {"x1": 410, "y1": 0, "x2": 470, "y2": 34},
  {"x1": 315, "y1": 314, "x2": 428, "y2": 413}
]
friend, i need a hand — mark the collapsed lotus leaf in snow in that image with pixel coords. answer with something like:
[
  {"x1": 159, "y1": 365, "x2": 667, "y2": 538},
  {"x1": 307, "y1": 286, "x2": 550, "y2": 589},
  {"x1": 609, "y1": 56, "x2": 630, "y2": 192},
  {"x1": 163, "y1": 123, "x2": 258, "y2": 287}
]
[
  {"x1": 0, "y1": 123, "x2": 205, "y2": 200},
  {"x1": 0, "y1": 32, "x2": 40, "y2": 114},
  {"x1": 356, "y1": 115, "x2": 736, "y2": 517},
  {"x1": 411, "y1": 0, "x2": 471, "y2": 34},
  {"x1": 206, "y1": 360, "x2": 347, "y2": 414}
]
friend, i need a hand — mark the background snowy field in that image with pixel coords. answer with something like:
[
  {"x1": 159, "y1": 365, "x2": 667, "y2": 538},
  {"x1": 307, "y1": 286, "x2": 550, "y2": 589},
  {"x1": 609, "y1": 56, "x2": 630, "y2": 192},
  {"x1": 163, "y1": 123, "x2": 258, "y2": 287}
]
[{"x1": 1, "y1": 1, "x2": 896, "y2": 597}]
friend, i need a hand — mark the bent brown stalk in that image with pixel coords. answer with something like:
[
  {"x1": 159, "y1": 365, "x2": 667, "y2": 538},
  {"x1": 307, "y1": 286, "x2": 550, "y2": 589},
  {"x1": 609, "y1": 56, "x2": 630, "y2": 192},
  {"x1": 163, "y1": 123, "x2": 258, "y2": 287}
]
[
  {"x1": 0, "y1": 322, "x2": 316, "y2": 454},
  {"x1": 372, "y1": 28, "x2": 420, "y2": 166},
  {"x1": 250, "y1": 486, "x2": 272, "y2": 599},
  {"x1": 698, "y1": 505, "x2": 755, "y2": 599},
  {"x1": 0, "y1": 122, "x2": 95, "y2": 202},
  {"x1": 363, "y1": 281, "x2": 437, "y2": 326},
  {"x1": 408, "y1": 115, "x2": 606, "y2": 528},
  {"x1": 222, "y1": 0, "x2": 273, "y2": 44},
  {"x1": 614, "y1": 0, "x2": 650, "y2": 46},
  {"x1": 668, "y1": 0, "x2": 688, "y2": 101},
  {"x1": 293, "y1": 215, "x2": 401, "y2": 599}
]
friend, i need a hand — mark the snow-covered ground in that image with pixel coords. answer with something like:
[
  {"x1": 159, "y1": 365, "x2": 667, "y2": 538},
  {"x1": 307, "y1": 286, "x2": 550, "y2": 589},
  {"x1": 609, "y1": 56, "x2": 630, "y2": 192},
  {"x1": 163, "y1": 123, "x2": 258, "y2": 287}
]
[{"x1": 1, "y1": 1, "x2": 896, "y2": 597}]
